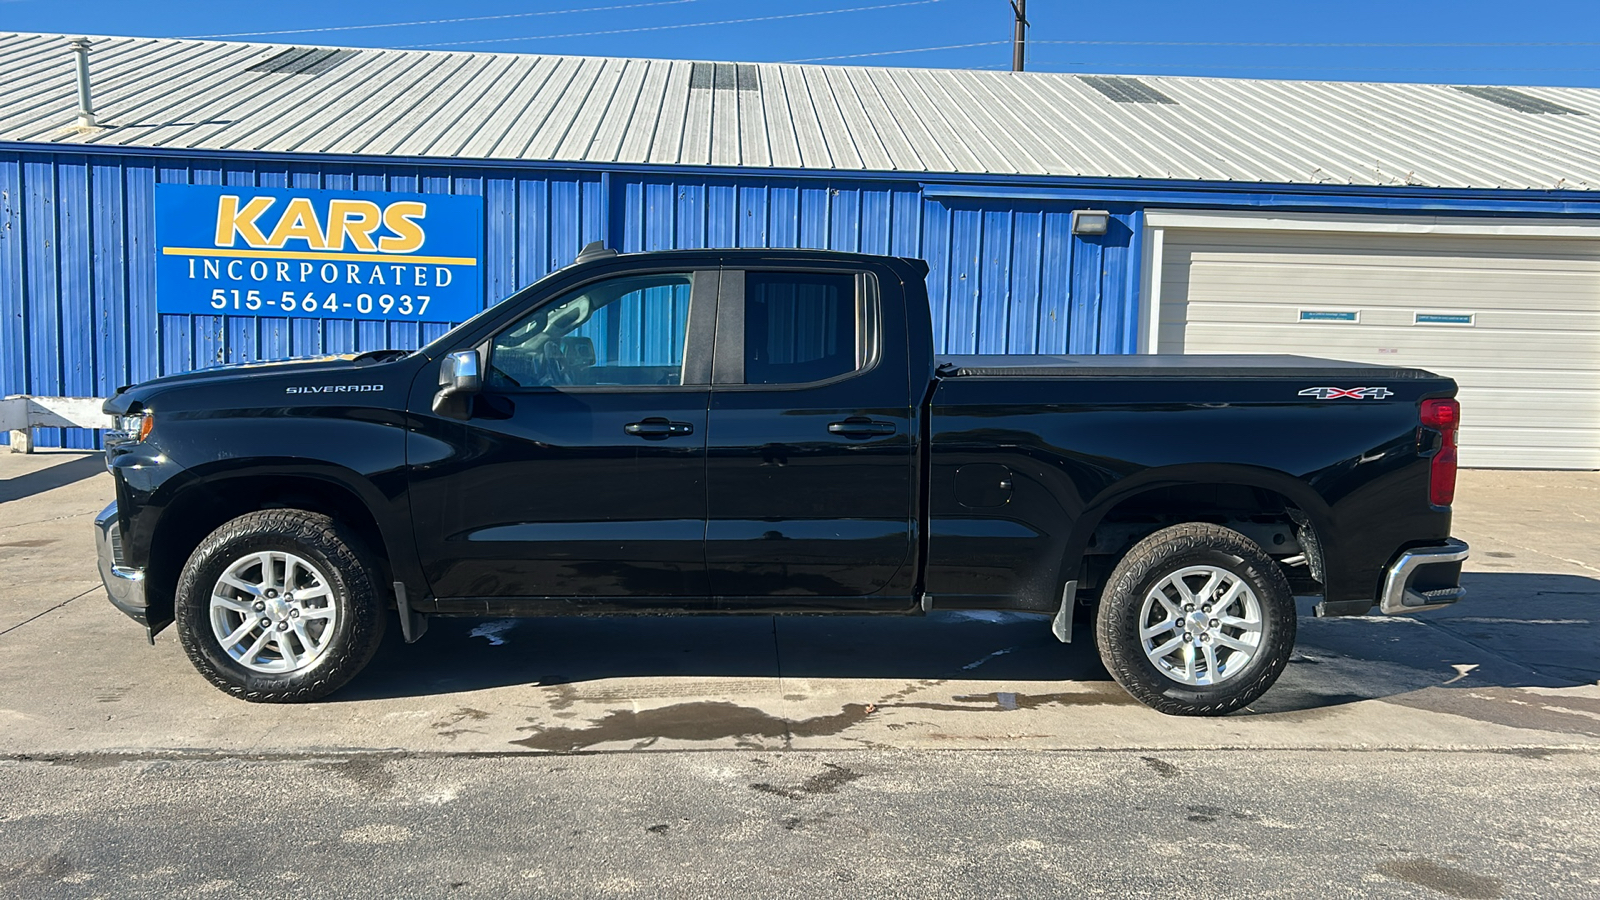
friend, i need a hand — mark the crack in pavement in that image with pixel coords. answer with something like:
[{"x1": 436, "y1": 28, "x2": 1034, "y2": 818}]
[
  {"x1": 4, "y1": 745, "x2": 1597, "y2": 765},
  {"x1": 0, "y1": 585, "x2": 101, "y2": 639},
  {"x1": 0, "y1": 511, "x2": 102, "y2": 532}
]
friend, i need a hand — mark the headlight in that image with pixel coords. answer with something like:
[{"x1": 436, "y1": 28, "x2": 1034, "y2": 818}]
[{"x1": 115, "y1": 412, "x2": 154, "y2": 442}]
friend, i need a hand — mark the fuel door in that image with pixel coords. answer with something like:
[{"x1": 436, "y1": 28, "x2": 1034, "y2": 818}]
[{"x1": 954, "y1": 463, "x2": 1014, "y2": 508}]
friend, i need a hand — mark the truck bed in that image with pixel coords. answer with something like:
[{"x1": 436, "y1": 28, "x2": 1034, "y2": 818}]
[{"x1": 935, "y1": 354, "x2": 1439, "y2": 380}]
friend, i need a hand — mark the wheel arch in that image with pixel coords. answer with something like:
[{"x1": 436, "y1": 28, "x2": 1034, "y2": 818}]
[
  {"x1": 1059, "y1": 464, "x2": 1333, "y2": 600},
  {"x1": 143, "y1": 465, "x2": 401, "y2": 632}
]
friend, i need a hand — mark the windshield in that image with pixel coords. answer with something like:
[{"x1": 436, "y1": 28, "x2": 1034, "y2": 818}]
[{"x1": 415, "y1": 278, "x2": 551, "y2": 358}]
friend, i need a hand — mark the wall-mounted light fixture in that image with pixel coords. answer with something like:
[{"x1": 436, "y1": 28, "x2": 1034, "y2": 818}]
[{"x1": 1070, "y1": 209, "x2": 1110, "y2": 235}]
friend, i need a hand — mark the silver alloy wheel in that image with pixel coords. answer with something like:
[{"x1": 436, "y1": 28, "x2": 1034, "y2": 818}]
[
  {"x1": 209, "y1": 551, "x2": 338, "y2": 674},
  {"x1": 1138, "y1": 564, "x2": 1264, "y2": 686}
]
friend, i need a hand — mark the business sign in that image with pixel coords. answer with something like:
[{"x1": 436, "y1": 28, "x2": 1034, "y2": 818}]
[{"x1": 155, "y1": 184, "x2": 483, "y2": 322}]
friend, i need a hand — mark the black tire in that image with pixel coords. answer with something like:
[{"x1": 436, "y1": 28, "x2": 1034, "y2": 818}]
[
  {"x1": 174, "y1": 509, "x2": 387, "y2": 702},
  {"x1": 1094, "y1": 523, "x2": 1295, "y2": 716}
]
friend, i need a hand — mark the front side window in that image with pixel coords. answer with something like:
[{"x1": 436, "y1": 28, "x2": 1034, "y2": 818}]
[
  {"x1": 744, "y1": 271, "x2": 865, "y2": 385},
  {"x1": 488, "y1": 273, "x2": 693, "y2": 389}
]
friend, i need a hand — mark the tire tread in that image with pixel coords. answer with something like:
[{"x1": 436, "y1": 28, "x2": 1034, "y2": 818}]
[
  {"x1": 174, "y1": 509, "x2": 385, "y2": 703},
  {"x1": 1094, "y1": 523, "x2": 1296, "y2": 717}
]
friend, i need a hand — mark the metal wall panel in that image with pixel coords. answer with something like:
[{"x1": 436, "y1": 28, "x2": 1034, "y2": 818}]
[{"x1": 0, "y1": 151, "x2": 1143, "y2": 447}]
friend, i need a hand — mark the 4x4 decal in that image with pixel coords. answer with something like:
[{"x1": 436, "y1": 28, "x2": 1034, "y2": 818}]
[{"x1": 1299, "y1": 386, "x2": 1394, "y2": 400}]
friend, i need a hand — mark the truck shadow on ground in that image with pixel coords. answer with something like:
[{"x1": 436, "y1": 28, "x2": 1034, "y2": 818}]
[
  {"x1": 0, "y1": 454, "x2": 105, "y2": 504},
  {"x1": 340, "y1": 572, "x2": 1600, "y2": 718}
]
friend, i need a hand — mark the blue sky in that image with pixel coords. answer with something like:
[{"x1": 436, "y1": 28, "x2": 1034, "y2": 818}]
[{"x1": 6, "y1": 0, "x2": 1600, "y2": 87}]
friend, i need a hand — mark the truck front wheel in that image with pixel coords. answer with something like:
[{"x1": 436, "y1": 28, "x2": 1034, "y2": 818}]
[
  {"x1": 1095, "y1": 523, "x2": 1295, "y2": 716},
  {"x1": 174, "y1": 509, "x2": 386, "y2": 702}
]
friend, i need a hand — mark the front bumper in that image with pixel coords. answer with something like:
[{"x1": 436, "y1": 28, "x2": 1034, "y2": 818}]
[
  {"x1": 95, "y1": 501, "x2": 150, "y2": 628},
  {"x1": 1379, "y1": 538, "x2": 1470, "y2": 614}
]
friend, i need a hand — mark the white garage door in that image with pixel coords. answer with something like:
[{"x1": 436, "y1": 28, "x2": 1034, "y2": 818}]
[{"x1": 1156, "y1": 226, "x2": 1600, "y2": 469}]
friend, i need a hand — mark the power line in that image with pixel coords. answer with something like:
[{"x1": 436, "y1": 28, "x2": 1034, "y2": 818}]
[
  {"x1": 186, "y1": 0, "x2": 702, "y2": 40},
  {"x1": 786, "y1": 35, "x2": 1600, "y2": 66},
  {"x1": 1027, "y1": 60, "x2": 1600, "y2": 73},
  {"x1": 401, "y1": 0, "x2": 943, "y2": 49},
  {"x1": 789, "y1": 40, "x2": 1008, "y2": 62},
  {"x1": 1031, "y1": 39, "x2": 1600, "y2": 48}
]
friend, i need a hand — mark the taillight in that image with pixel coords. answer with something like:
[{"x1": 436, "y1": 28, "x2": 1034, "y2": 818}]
[{"x1": 1420, "y1": 399, "x2": 1460, "y2": 507}]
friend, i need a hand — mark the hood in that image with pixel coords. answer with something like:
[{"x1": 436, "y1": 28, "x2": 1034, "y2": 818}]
[{"x1": 103, "y1": 351, "x2": 412, "y2": 414}]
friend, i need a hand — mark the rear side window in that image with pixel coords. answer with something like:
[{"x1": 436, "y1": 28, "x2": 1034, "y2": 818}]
[{"x1": 744, "y1": 272, "x2": 864, "y2": 385}]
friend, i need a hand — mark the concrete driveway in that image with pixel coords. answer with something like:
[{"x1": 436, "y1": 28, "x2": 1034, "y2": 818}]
[{"x1": 2, "y1": 451, "x2": 1598, "y2": 898}]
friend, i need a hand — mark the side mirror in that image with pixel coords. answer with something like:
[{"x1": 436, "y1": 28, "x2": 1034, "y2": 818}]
[{"x1": 431, "y1": 350, "x2": 482, "y2": 420}]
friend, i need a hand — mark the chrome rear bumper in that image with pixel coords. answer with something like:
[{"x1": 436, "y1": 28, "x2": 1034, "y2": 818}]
[{"x1": 1379, "y1": 538, "x2": 1469, "y2": 614}]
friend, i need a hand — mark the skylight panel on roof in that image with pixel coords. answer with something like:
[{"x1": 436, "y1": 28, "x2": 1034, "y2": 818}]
[
  {"x1": 1453, "y1": 86, "x2": 1583, "y2": 115},
  {"x1": 1078, "y1": 75, "x2": 1176, "y2": 105},
  {"x1": 689, "y1": 62, "x2": 758, "y2": 94},
  {"x1": 246, "y1": 47, "x2": 358, "y2": 76}
]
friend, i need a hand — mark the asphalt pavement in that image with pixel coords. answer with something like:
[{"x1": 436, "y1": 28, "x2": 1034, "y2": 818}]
[{"x1": 2, "y1": 450, "x2": 1597, "y2": 898}]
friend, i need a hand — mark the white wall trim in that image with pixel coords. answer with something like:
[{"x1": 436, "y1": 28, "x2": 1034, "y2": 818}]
[
  {"x1": 1139, "y1": 226, "x2": 1164, "y2": 354},
  {"x1": 1144, "y1": 208, "x2": 1600, "y2": 238}
]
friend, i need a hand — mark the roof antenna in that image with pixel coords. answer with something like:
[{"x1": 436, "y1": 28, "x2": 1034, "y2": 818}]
[
  {"x1": 69, "y1": 37, "x2": 97, "y2": 129},
  {"x1": 574, "y1": 240, "x2": 618, "y2": 264}
]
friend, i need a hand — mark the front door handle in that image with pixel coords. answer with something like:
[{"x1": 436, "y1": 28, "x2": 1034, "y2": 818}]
[
  {"x1": 624, "y1": 417, "x2": 694, "y2": 438},
  {"x1": 827, "y1": 417, "x2": 896, "y2": 438}
]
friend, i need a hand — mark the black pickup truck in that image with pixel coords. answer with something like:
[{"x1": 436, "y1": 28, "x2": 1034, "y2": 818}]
[{"x1": 96, "y1": 246, "x2": 1468, "y2": 715}]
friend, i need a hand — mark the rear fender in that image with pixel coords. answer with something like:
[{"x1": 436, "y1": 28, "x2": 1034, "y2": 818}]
[{"x1": 1060, "y1": 463, "x2": 1336, "y2": 596}]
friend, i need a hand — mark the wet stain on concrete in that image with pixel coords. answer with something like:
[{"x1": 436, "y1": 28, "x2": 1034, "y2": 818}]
[
  {"x1": 882, "y1": 679, "x2": 946, "y2": 700},
  {"x1": 0, "y1": 853, "x2": 72, "y2": 884},
  {"x1": 752, "y1": 763, "x2": 864, "y2": 801},
  {"x1": 542, "y1": 685, "x2": 579, "y2": 711},
  {"x1": 513, "y1": 701, "x2": 875, "y2": 752},
  {"x1": 433, "y1": 707, "x2": 491, "y2": 741},
  {"x1": 0, "y1": 538, "x2": 55, "y2": 548},
  {"x1": 1377, "y1": 858, "x2": 1503, "y2": 899},
  {"x1": 1141, "y1": 756, "x2": 1180, "y2": 778},
  {"x1": 895, "y1": 687, "x2": 1136, "y2": 712},
  {"x1": 1384, "y1": 687, "x2": 1600, "y2": 739},
  {"x1": 310, "y1": 756, "x2": 396, "y2": 795}
]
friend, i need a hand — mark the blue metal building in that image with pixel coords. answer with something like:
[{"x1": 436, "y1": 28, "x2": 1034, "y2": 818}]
[{"x1": 3, "y1": 34, "x2": 1599, "y2": 466}]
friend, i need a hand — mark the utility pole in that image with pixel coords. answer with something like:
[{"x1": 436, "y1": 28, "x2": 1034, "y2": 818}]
[{"x1": 1010, "y1": 0, "x2": 1028, "y2": 71}]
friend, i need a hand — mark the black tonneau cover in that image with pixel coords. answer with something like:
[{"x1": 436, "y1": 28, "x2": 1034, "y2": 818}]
[{"x1": 935, "y1": 354, "x2": 1437, "y2": 380}]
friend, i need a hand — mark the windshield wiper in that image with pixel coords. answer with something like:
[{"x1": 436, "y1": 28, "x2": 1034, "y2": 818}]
[{"x1": 352, "y1": 348, "x2": 412, "y2": 366}]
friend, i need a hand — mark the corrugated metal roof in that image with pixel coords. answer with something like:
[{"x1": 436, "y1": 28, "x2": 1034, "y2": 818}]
[{"x1": 4, "y1": 30, "x2": 1600, "y2": 191}]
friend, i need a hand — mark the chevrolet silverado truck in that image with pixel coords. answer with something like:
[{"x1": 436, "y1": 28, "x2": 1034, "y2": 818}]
[{"x1": 96, "y1": 245, "x2": 1468, "y2": 716}]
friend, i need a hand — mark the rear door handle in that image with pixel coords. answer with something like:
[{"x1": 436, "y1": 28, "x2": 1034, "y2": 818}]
[
  {"x1": 827, "y1": 417, "x2": 896, "y2": 438},
  {"x1": 624, "y1": 417, "x2": 694, "y2": 438}
]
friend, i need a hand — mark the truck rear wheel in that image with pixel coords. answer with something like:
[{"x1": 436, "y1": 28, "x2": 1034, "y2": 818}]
[
  {"x1": 1094, "y1": 523, "x2": 1295, "y2": 716},
  {"x1": 174, "y1": 509, "x2": 386, "y2": 702}
]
